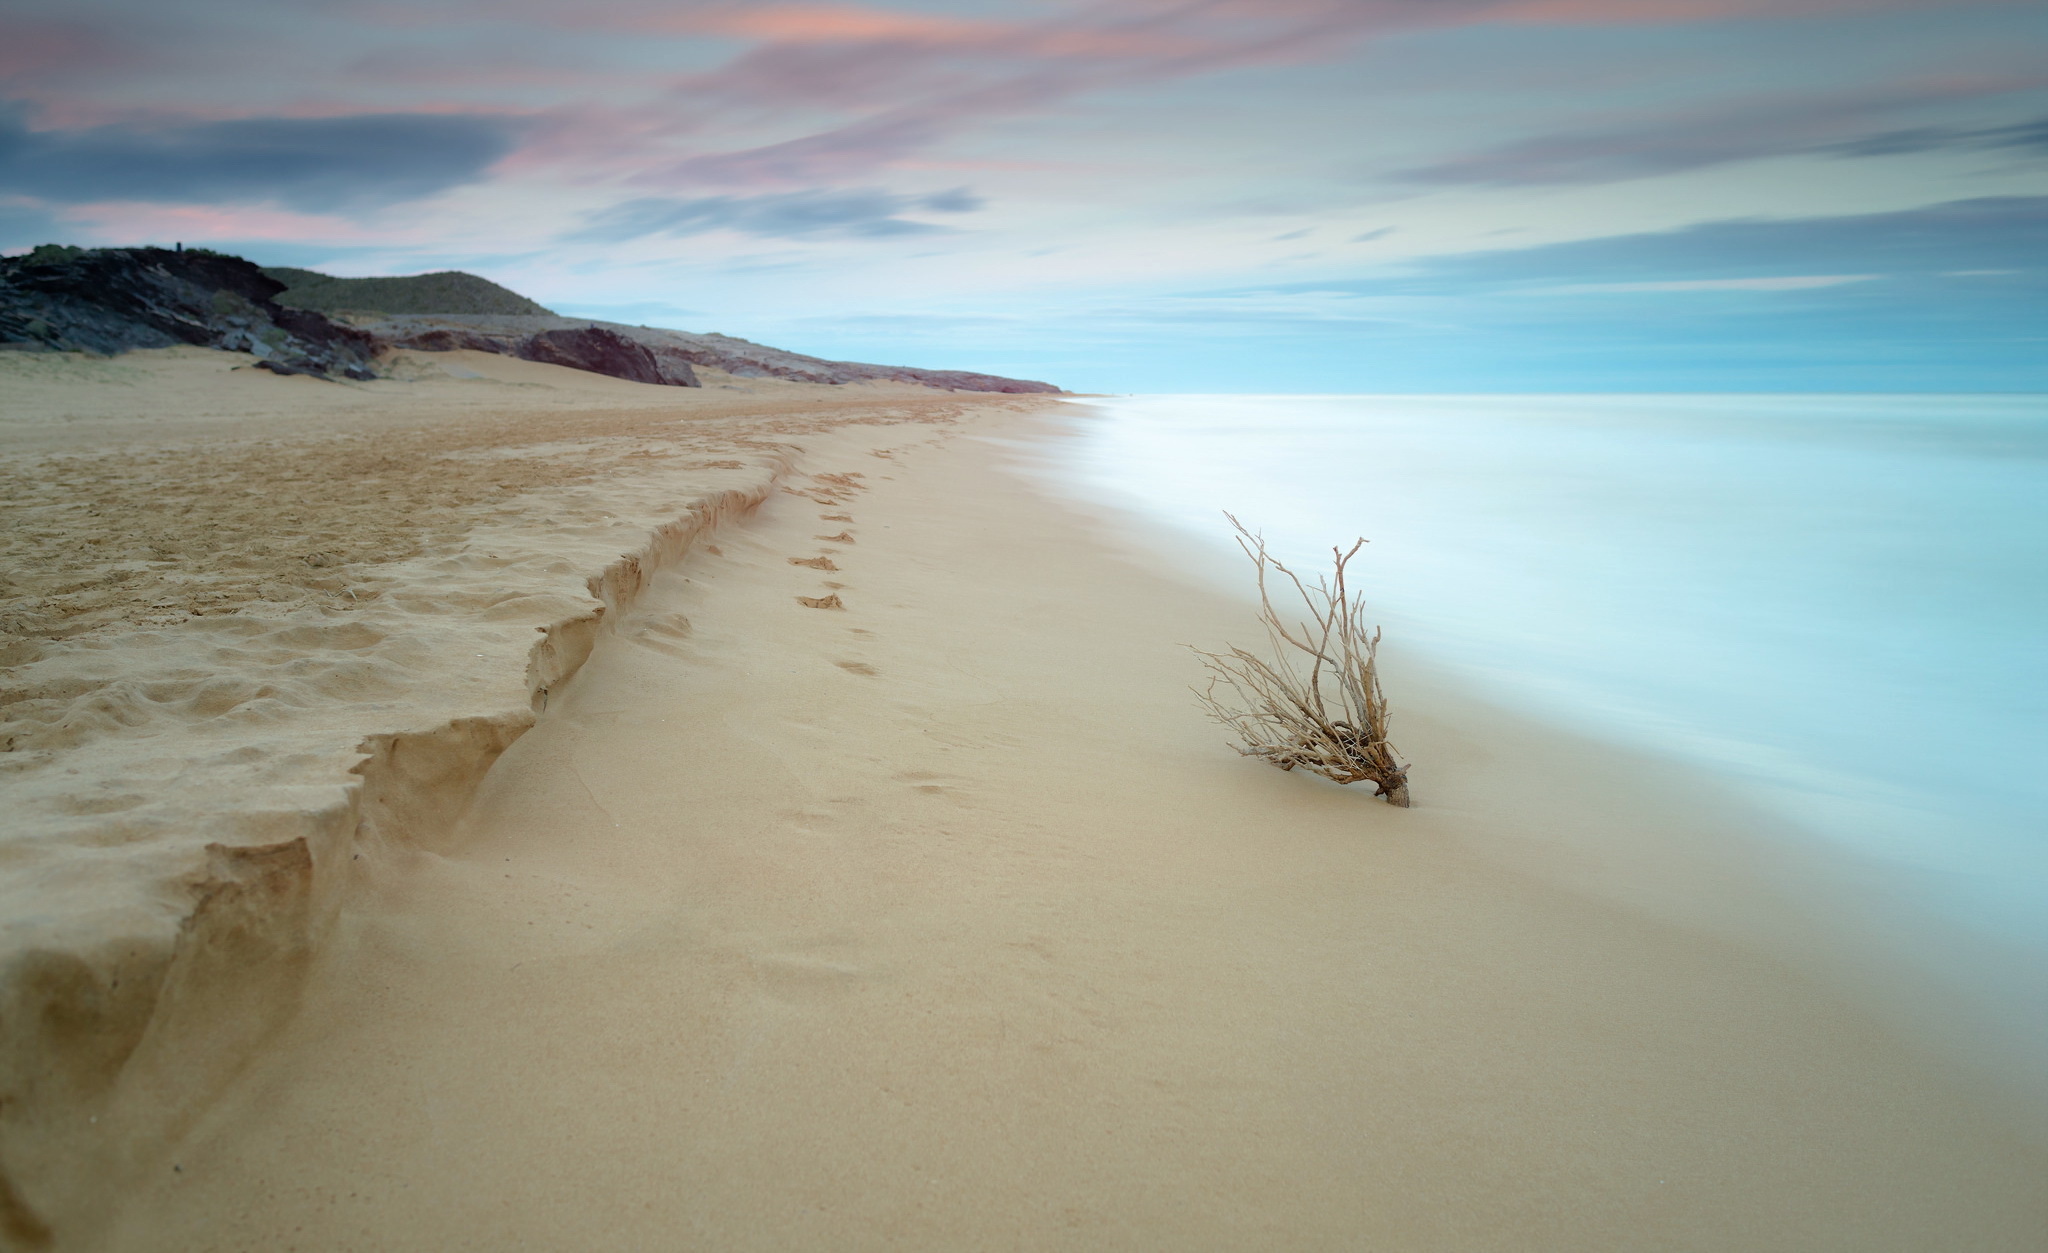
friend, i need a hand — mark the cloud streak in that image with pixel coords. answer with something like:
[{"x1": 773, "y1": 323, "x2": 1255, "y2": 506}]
[
  {"x1": 1332, "y1": 195, "x2": 2048, "y2": 294},
  {"x1": 1545, "y1": 274, "x2": 1880, "y2": 293},
  {"x1": 569, "y1": 186, "x2": 983, "y2": 242},
  {"x1": 0, "y1": 105, "x2": 521, "y2": 210},
  {"x1": 1396, "y1": 82, "x2": 2048, "y2": 186}
]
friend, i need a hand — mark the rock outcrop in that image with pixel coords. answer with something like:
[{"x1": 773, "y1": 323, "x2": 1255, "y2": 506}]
[
  {"x1": 514, "y1": 327, "x2": 675, "y2": 386},
  {"x1": 357, "y1": 313, "x2": 1062, "y2": 394},
  {"x1": 380, "y1": 322, "x2": 697, "y2": 386},
  {"x1": 0, "y1": 246, "x2": 381, "y2": 380}
]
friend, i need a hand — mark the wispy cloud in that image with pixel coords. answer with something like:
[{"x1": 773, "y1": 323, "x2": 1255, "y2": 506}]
[
  {"x1": 1316, "y1": 195, "x2": 2048, "y2": 295},
  {"x1": 1824, "y1": 113, "x2": 2048, "y2": 158},
  {"x1": 1545, "y1": 274, "x2": 1880, "y2": 293},
  {"x1": 0, "y1": 104, "x2": 521, "y2": 210},
  {"x1": 568, "y1": 186, "x2": 983, "y2": 242},
  {"x1": 0, "y1": 16, "x2": 134, "y2": 85},
  {"x1": 1396, "y1": 81, "x2": 2048, "y2": 186}
]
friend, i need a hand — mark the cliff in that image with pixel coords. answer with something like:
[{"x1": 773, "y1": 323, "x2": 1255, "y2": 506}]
[{"x1": 0, "y1": 246, "x2": 380, "y2": 380}]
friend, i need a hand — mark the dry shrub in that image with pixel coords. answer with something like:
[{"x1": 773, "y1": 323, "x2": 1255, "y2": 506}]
[{"x1": 1189, "y1": 515, "x2": 1411, "y2": 807}]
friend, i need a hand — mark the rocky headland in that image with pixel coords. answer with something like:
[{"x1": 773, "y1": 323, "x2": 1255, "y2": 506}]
[
  {"x1": 0, "y1": 246, "x2": 380, "y2": 380},
  {"x1": 0, "y1": 247, "x2": 1061, "y2": 395}
]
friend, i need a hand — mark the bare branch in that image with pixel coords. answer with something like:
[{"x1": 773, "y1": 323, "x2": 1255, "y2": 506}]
[{"x1": 1188, "y1": 516, "x2": 1411, "y2": 806}]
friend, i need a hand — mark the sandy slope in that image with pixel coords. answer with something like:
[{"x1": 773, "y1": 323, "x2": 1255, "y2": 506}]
[
  {"x1": 94, "y1": 411, "x2": 2048, "y2": 1251},
  {"x1": 0, "y1": 347, "x2": 1037, "y2": 1246}
]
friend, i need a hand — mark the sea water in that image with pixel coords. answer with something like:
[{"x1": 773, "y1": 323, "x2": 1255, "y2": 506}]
[{"x1": 1047, "y1": 394, "x2": 2048, "y2": 987}]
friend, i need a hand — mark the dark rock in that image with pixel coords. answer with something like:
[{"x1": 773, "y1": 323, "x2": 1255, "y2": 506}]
[
  {"x1": 513, "y1": 327, "x2": 673, "y2": 386},
  {"x1": 0, "y1": 246, "x2": 379, "y2": 379},
  {"x1": 351, "y1": 314, "x2": 1060, "y2": 394},
  {"x1": 389, "y1": 327, "x2": 509, "y2": 355},
  {"x1": 253, "y1": 359, "x2": 331, "y2": 379},
  {"x1": 382, "y1": 323, "x2": 697, "y2": 386}
]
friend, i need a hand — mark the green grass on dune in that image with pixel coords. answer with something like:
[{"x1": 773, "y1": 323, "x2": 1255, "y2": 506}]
[{"x1": 262, "y1": 267, "x2": 555, "y2": 317}]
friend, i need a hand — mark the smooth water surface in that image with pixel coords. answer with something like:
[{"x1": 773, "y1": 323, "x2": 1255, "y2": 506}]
[{"x1": 1049, "y1": 394, "x2": 2048, "y2": 957}]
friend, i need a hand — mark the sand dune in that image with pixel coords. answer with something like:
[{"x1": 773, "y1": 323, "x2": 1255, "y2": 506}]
[
  {"x1": 0, "y1": 347, "x2": 1039, "y2": 1244},
  {"x1": 51, "y1": 404, "x2": 2048, "y2": 1251}
]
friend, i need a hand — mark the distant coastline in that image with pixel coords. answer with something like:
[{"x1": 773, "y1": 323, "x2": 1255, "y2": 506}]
[{"x1": 0, "y1": 246, "x2": 1062, "y2": 394}]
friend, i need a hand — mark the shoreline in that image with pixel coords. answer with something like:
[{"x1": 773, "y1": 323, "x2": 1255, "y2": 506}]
[
  {"x1": 1014, "y1": 399, "x2": 2048, "y2": 1135},
  {"x1": 83, "y1": 405, "x2": 2048, "y2": 1250}
]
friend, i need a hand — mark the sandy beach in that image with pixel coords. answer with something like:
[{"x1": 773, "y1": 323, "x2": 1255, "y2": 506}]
[
  {"x1": 3, "y1": 355, "x2": 2044, "y2": 1249},
  {"x1": 1, "y1": 358, "x2": 2035, "y2": 1249},
  {"x1": 0, "y1": 347, "x2": 1033, "y2": 1247}
]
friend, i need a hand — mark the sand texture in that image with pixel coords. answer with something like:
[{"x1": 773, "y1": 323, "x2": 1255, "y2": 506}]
[
  {"x1": 45, "y1": 405, "x2": 2048, "y2": 1250},
  {"x1": 0, "y1": 346, "x2": 1039, "y2": 1244}
]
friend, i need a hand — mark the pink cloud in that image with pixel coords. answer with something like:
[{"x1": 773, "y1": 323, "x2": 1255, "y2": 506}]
[
  {"x1": 57, "y1": 201, "x2": 401, "y2": 244},
  {"x1": 584, "y1": 0, "x2": 1987, "y2": 192},
  {"x1": 0, "y1": 17, "x2": 136, "y2": 84},
  {"x1": 679, "y1": 3, "x2": 1204, "y2": 58},
  {"x1": 1487, "y1": 0, "x2": 1932, "y2": 22},
  {"x1": 691, "y1": 5, "x2": 1009, "y2": 45},
  {"x1": 9, "y1": 0, "x2": 2014, "y2": 233}
]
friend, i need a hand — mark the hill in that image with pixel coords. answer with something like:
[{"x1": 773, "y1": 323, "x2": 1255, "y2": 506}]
[
  {"x1": 263, "y1": 267, "x2": 555, "y2": 316},
  {"x1": 2, "y1": 246, "x2": 1059, "y2": 392}
]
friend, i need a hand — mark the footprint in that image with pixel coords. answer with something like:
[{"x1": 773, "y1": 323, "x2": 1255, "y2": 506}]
[
  {"x1": 820, "y1": 514, "x2": 853, "y2": 522},
  {"x1": 789, "y1": 556, "x2": 838, "y2": 570},
  {"x1": 815, "y1": 531, "x2": 855, "y2": 544},
  {"x1": 628, "y1": 612, "x2": 694, "y2": 658},
  {"x1": 637, "y1": 612, "x2": 693, "y2": 639},
  {"x1": 797, "y1": 594, "x2": 845, "y2": 610},
  {"x1": 894, "y1": 770, "x2": 968, "y2": 798},
  {"x1": 835, "y1": 660, "x2": 878, "y2": 676}
]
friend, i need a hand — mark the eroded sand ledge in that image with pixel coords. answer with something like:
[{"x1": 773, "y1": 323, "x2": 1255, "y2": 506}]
[
  {"x1": 0, "y1": 346, "x2": 1039, "y2": 1246},
  {"x1": 46, "y1": 402, "x2": 2048, "y2": 1250}
]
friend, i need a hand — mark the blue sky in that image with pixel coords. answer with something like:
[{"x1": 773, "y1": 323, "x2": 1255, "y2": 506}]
[{"x1": 2, "y1": 0, "x2": 2044, "y2": 390}]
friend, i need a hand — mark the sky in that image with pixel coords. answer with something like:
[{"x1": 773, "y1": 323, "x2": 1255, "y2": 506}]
[{"x1": 2, "y1": 0, "x2": 2044, "y2": 390}]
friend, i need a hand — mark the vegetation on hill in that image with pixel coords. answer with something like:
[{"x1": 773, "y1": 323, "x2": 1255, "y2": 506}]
[{"x1": 262, "y1": 267, "x2": 555, "y2": 316}]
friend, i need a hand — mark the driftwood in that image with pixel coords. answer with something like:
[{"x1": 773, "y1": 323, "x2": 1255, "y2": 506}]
[{"x1": 1189, "y1": 515, "x2": 1411, "y2": 806}]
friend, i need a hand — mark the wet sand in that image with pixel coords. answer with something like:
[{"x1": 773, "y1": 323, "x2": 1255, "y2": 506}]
[{"x1": 88, "y1": 410, "x2": 2048, "y2": 1251}]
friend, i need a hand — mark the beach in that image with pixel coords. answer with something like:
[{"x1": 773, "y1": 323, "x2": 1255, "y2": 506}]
[
  {"x1": 3, "y1": 356, "x2": 2038, "y2": 1249},
  {"x1": 0, "y1": 346, "x2": 1034, "y2": 1246}
]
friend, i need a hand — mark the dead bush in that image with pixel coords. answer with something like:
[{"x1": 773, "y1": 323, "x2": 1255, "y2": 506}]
[{"x1": 1189, "y1": 515, "x2": 1411, "y2": 806}]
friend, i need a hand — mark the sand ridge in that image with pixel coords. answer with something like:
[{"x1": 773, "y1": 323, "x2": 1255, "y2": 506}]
[{"x1": 0, "y1": 345, "x2": 1049, "y2": 1244}]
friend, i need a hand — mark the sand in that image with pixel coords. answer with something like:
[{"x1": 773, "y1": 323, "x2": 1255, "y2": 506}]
[
  {"x1": 9, "y1": 387, "x2": 2033, "y2": 1249},
  {"x1": 0, "y1": 346, "x2": 1036, "y2": 1246}
]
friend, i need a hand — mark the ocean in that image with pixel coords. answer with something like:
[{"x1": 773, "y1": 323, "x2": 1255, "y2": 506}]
[{"x1": 1045, "y1": 393, "x2": 2048, "y2": 1050}]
